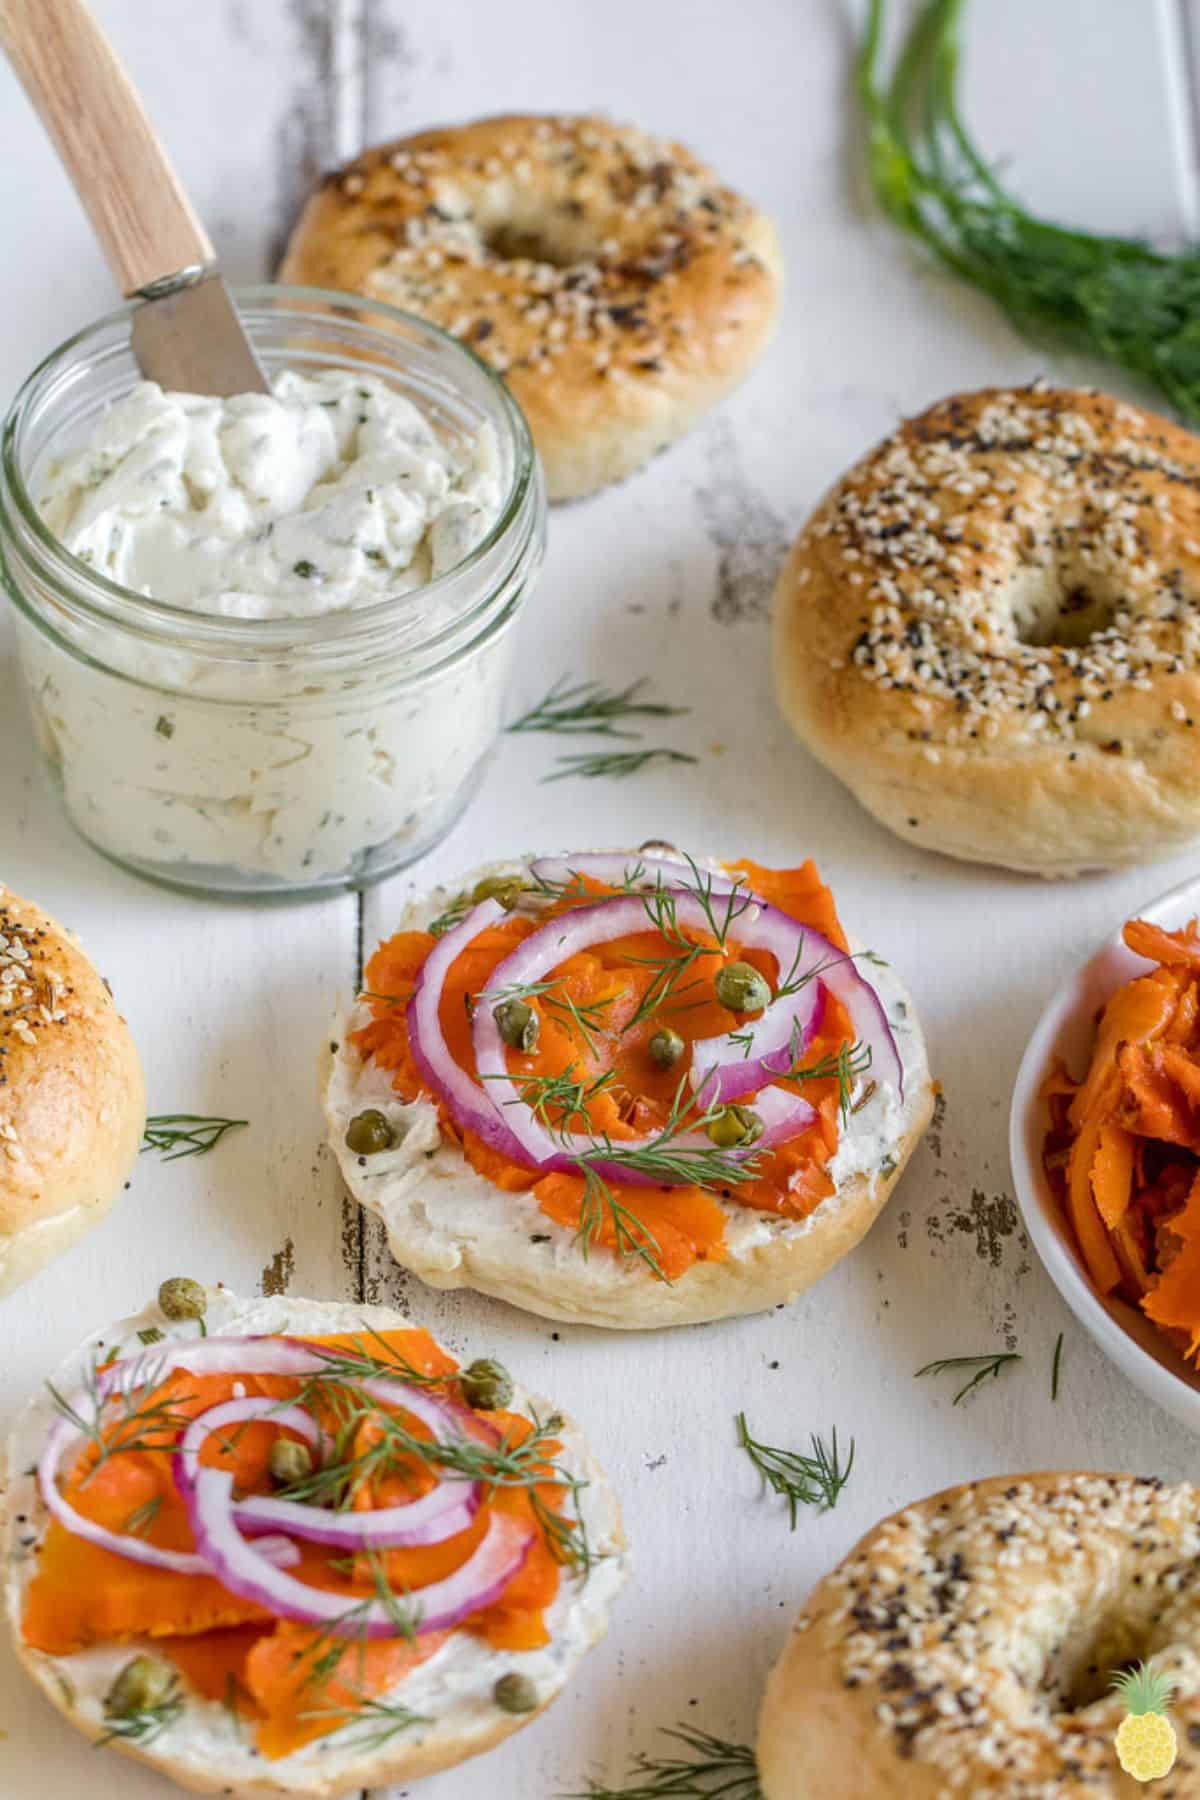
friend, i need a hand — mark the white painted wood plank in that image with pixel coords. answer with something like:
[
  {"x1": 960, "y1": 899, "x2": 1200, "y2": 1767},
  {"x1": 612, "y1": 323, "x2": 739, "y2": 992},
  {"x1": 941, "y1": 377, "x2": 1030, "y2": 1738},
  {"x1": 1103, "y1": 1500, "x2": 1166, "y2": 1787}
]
[
  {"x1": 354, "y1": 4, "x2": 1200, "y2": 1798},
  {"x1": 0, "y1": 2, "x2": 1195, "y2": 1798},
  {"x1": 0, "y1": 6, "x2": 360, "y2": 1795}
]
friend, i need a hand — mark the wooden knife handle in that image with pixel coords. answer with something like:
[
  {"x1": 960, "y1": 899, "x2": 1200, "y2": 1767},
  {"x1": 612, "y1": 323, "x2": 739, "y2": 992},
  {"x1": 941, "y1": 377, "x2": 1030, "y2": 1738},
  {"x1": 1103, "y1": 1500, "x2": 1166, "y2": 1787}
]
[{"x1": 0, "y1": 0, "x2": 213, "y2": 295}]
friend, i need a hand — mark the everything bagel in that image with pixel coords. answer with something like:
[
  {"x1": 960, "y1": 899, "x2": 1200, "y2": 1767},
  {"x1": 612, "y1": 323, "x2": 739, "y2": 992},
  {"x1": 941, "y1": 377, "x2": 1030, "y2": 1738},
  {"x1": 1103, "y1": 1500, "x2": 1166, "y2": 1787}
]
[
  {"x1": 758, "y1": 1470, "x2": 1200, "y2": 1797},
  {"x1": 773, "y1": 385, "x2": 1200, "y2": 876},
  {"x1": 281, "y1": 113, "x2": 782, "y2": 500}
]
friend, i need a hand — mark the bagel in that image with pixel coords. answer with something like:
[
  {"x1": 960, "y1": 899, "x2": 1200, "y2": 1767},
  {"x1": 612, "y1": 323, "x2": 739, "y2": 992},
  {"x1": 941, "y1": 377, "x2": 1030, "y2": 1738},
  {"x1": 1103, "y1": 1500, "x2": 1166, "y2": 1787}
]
[
  {"x1": 773, "y1": 384, "x2": 1200, "y2": 876},
  {"x1": 0, "y1": 886, "x2": 144, "y2": 1297},
  {"x1": 4, "y1": 1288, "x2": 627, "y2": 1797},
  {"x1": 280, "y1": 113, "x2": 782, "y2": 500},
  {"x1": 323, "y1": 848, "x2": 932, "y2": 1330},
  {"x1": 758, "y1": 1470, "x2": 1200, "y2": 1798}
]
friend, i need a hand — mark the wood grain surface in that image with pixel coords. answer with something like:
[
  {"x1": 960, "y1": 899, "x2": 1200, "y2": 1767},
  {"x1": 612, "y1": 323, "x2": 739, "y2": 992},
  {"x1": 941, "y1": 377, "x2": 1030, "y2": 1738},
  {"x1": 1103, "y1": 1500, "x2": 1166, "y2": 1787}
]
[{"x1": 2, "y1": 4, "x2": 1200, "y2": 1797}]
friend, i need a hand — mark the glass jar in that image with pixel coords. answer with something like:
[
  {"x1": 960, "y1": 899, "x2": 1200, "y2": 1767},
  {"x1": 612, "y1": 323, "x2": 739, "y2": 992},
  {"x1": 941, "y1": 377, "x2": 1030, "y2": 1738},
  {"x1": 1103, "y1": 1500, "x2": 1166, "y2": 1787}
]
[{"x1": 0, "y1": 287, "x2": 545, "y2": 899}]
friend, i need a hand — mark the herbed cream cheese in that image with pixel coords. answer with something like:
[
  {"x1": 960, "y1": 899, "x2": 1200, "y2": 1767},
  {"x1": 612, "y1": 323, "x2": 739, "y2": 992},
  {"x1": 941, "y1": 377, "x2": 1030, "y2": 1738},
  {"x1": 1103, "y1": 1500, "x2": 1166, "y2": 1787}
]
[
  {"x1": 325, "y1": 853, "x2": 931, "y2": 1319},
  {"x1": 41, "y1": 370, "x2": 502, "y2": 619},
  {"x1": 17, "y1": 371, "x2": 524, "y2": 888},
  {"x1": 4, "y1": 1292, "x2": 627, "y2": 1795}
]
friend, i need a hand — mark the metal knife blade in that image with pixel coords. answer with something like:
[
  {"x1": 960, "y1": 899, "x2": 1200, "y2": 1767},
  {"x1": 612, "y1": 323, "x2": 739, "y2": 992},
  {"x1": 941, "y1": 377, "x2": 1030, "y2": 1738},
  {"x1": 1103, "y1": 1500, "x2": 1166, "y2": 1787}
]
[{"x1": 130, "y1": 271, "x2": 269, "y2": 396}]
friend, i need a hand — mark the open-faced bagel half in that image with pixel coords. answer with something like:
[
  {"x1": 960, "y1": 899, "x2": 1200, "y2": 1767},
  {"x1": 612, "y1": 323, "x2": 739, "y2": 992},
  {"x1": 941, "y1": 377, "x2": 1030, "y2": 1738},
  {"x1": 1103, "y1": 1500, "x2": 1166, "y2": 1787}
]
[
  {"x1": 758, "y1": 1470, "x2": 1200, "y2": 1797},
  {"x1": 5, "y1": 1288, "x2": 627, "y2": 1797},
  {"x1": 0, "y1": 886, "x2": 144, "y2": 1298},
  {"x1": 324, "y1": 848, "x2": 933, "y2": 1330},
  {"x1": 281, "y1": 113, "x2": 782, "y2": 500}
]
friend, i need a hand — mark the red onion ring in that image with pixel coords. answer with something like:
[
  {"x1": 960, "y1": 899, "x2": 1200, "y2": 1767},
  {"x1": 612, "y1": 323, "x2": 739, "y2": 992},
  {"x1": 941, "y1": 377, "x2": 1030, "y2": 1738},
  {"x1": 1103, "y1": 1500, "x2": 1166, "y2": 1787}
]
[
  {"x1": 176, "y1": 1425, "x2": 534, "y2": 1637},
  {"x1": 38, "y1": 1336, "x2": 488, "y2": 1572},
  {"x1": 405, "y1": 899, "x2": 533, "y2": 1164},
  {"x1": 471, "y1": 895, "x2": 814, "y2": 1179},
  {"x1": 529, "y1": 852, "x2": 745, "y2": 899}
]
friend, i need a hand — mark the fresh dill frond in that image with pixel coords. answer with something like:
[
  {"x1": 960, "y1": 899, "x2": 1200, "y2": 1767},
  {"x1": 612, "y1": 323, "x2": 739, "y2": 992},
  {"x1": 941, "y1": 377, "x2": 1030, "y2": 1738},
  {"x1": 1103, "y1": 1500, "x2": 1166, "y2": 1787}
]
[
  {"x1": 858, "y1": 0, "x2": 1200, "y2": 424},
  {"x1": 97, "y1": 1678, "x2": 185, "y2": 1747},
  {"x1": 141, "y1": 1114, "x2": 248, "y2": 1161},
  {"x1": 122, "y1": 1494, "x2": 163, "y2": 1538},
  {"x1": 508, "y1": 676, "x2": 688, "y2": 738},
  {"x1": 544, "y1": 747, "x2": 697, "y2": 783},
  {"x1": 915, "y1": 1351, "x2": 1022, "y2": 1405},
  {"x1": 428, "y1": 891, "x2": 471, "y2": 937},
  {"x1": 782, "y1": 1039, "x2": 873, "y2": 1123},
  {"x1": 1051, "y1": 1333, "x2": 1064, "y2": 1401},
  {"x1": 566, "y1": 1723, "x2": 763, "y2": 1799},
  {"x1": 47, "y1": 1354, "x2": 197, "y2": 1482},
  {"x1": 300, "y1": 1691, "x2": 429, "y2": 1751},
  {"x1": 575, "y1": 1166, "x2": 668, "y2": 1283},
  {"x1": 735, "y1": 1413, "x2": 854, "y2": 1527}
]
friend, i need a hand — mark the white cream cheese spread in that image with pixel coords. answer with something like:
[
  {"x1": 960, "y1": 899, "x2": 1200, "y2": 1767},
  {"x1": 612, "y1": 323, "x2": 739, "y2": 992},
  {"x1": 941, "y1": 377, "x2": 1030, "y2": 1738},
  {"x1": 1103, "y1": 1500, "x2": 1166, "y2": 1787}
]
[
  {"x1": 41, "y1": 371, "x2": 502, "y2": 619},
  {"x1": 19, "y1": 371, "x2": 521, "y2": 889}
]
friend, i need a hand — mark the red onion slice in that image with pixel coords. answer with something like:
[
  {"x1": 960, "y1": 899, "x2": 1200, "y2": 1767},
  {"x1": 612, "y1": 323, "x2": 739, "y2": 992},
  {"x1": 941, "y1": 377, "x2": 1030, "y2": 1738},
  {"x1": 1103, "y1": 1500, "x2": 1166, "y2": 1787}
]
[
  {"x1": 405, "y1": 899, "x2": 534, "y2": 1164},
  {"x1": 529, "y1": 859, "x2": 904, "y2": 1102},
  {"x1": 530, "y1": 852, "x2": 746, "y2": 899},
  {"x1": 178, "y1": 1435, "x2": 534, "y2": 1637},
  {"x1": 38, "y1": 1336, "x2": 486, "y2": 1571},
  {"x1": 471, "y1": 894, "x2": 817, "y2": 1179},
  {"x1": 170, "y1": 1396, "x2": 482, "y2": 1553}
]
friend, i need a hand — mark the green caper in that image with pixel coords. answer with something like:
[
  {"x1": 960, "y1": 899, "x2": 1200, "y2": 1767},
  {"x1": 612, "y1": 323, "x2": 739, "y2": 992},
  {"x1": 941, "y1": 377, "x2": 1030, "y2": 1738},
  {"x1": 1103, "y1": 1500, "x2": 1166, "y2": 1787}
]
[
  {"x1": 705, "y1": 1104, "x2": 764, "y2": 1149},
  {"x1": 648, "y1": 1027, "x2": 685, "y2": 1070},
  {"x1": 345, "y1": 1108, "x2": 395, "y2": 1155},
  {"x1": 493, "y1": 1671, "x2": 538, "y2": 1714},
  {"x1": 494, "y1": 998, "x2": 539, "y2": 1052},
  {"x1": 472, "y1": 874, "x2": 529, "y2": 910},
  {"x1": 460, "y1": 1357, "x2": 514, "y2": 1411},
  {"x1": 714, "y1": 961, "x2": 771, "y2": 1014},
  {"x1": 157, "y1": 1277, "x2": 207, "y2": 1322},
  {"x1": 268, "y1": 1437, "x2": 314, "y2": 1488},
  {"x1": 105, "y1": 1654, "x2": 175, "y2": 1720}
]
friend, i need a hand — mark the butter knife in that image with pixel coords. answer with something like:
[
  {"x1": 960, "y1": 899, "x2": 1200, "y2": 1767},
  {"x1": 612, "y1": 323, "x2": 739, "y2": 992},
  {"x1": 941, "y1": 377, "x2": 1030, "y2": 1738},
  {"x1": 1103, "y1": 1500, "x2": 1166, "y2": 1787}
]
[{"x1": 0, "y1": 0, "x2": 268, "y2": 396}]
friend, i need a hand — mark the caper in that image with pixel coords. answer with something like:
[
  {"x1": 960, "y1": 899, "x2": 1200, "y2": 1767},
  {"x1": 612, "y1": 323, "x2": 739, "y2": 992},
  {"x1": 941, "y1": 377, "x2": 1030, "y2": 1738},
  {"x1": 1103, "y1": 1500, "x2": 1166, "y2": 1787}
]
[
  {"x1": 493, "y1": 1671, "x2": 538, "y2": 1714},
  {"x1": 268, "y1": 1437, "x2": 314, "y2": 1488},
  {"x1": 472, "y1": 874, "x2": 529, "y2": 910},
  {"x1": 706, "y1": 1104, "x2": 764, "y2": 1149},
  {"x1": 105, "y1": 1654, "x2": 175, "y2": 1720},
  {"x1": 157, "y1": 1277, "x2": 207, "y2": 1322},
  {"x1": 714, "y1": 961, "x2": 771, "y2": 1014},
  {"x1": 344, "y1": 1108, "x2": 395, "y2": 1155},
  {"x1": 460, "y1": 1357, "x2": 514, "y2": 1411},
  {"x1": 493, "y1": 998, "x2": 539, "y2": 1052},
  {"x1": 648, "y1": 1027, "x2": 685, "y2": 1070}
]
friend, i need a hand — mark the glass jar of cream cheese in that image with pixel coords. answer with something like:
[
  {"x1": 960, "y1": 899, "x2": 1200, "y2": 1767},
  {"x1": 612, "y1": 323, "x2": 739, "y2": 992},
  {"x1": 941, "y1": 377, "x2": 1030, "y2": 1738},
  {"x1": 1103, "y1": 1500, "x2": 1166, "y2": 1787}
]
[{"x1": 0, "y1": 287, "x2": 545, "y2": 898}]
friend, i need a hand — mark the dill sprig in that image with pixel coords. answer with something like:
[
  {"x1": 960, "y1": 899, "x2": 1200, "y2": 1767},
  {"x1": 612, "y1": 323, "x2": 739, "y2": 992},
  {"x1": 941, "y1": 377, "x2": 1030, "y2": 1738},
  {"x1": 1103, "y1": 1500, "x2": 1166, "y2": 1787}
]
[
  {"x1": 915, "y1": 1350, "x2": 1022, "y2": 1404},
  {"x1": 122, "y1": 1494, "x2": 163, "y2": 1538},
  {"x1": 47, "y1": 1354, "x2": 197, "y2": 1483},
  {"x1": 859, "y1": 0, "x2": 1200, "y2": 423},
  {"x1": 1051, "y1": 1332, "x2": 1064, "y2": 1401},
  {"x1": 735, "y1": 1413, "x2": 854, "y2": 1528},
  {"x1": 141, "y1": 1114, "x2": 248, "y2": 1161},
  {"x1": 544, "y1": 747, "x2": 698, "y2": 783},
  {"x1": 97, "y1": 1678, "x2": 184, "y2": 1748},
  {"x1": 567, "y1": 1724, "x2": 762, "y2": 1799},
  {"x1": 508, "y1": 676, "x2": 687, "y2": 738},
  {"x1": 576, "y1": 1166, "x2": 668, "y2": 1282},
  {"x1": 428, "y1": 892, "x2": 471, "y2": 938},
  {"x1": 781, "y1": 1039, "x2": 873, "y2": 1124},
  {"x1": 300, "y1": 1691, "x2": 429, "y2": 1751}
]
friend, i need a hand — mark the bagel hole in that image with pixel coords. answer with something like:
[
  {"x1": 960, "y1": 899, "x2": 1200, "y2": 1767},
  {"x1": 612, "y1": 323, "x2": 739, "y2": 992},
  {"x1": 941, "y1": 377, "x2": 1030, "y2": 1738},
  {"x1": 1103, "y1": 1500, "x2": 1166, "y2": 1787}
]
[
  {"x1": 1046, "y1": 1614, "x2": 1157, "y2": 1713},
  {"x1": 1007, "y1": 564, "x2": 1120, "y2": 649}
]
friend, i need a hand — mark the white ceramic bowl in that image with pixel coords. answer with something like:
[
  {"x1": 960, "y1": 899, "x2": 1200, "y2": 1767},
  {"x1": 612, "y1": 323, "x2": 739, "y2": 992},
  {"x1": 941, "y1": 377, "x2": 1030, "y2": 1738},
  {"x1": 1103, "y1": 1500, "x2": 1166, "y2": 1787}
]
[{"x1": 1010, "y1": 873, "x2": 1200, "y2": 1434}]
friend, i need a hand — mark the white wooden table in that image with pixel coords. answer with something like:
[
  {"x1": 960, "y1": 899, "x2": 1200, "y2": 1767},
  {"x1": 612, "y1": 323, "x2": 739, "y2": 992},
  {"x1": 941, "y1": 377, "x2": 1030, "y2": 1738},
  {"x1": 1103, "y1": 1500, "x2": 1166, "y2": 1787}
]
[{"x1": 3, "y1": 3, "x2": 1200, "y2": 1794}]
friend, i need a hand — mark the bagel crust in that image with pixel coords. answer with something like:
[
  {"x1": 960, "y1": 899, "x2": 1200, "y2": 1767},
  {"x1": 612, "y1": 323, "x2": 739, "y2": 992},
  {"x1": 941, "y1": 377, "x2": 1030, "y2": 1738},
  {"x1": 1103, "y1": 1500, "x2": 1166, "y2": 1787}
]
[
  {"x1": 280, "y1": 113, "x2": 782, "y2": 500},
  {"x1": 0, "y1": 887, "x2": 144, "y2": 1297},
  {"x1": 4, "y1": 1290, "x2": 628, "y2": 1798},
  {"x1": 773, "y1": 385, "x2": 1200, "y2": 876},
  {"x1": 324, "y1": 852, "x2": 933, "y2": 1330},
  {"x1": 758, "y1": 1470, "x2": 1200, "y2": 1798}
]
